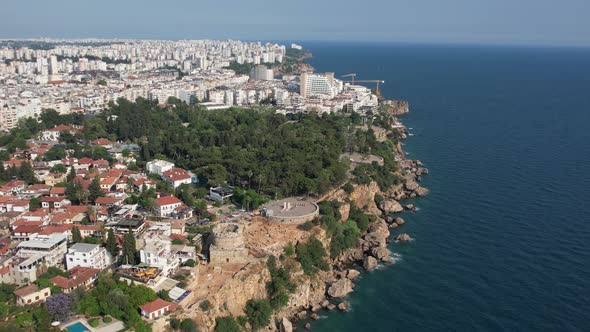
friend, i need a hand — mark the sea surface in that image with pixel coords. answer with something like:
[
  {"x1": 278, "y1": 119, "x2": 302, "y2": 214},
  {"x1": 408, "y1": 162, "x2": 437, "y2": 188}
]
[{"x1": 303, "y1": 42, "x2": 590, "y2": 331}]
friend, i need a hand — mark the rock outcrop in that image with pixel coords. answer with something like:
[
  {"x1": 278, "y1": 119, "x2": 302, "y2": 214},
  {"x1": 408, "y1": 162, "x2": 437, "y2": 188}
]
[
  {"x1": 327, "y1": 278, "x2": 353, "y2": 298},
  {"x1": 379, "y1": 199, "x2": 404, "y2": 213},
  {"x1": 395, "y1": 233, "x2": 413, "y2": 242},
  {"x1": 280, "y1": 318, "x2": 293, "y2": 332},
  {"x1": 346, "y1": 269, "x2": 360, "y2": 281},
  {"x1": 371, "y1": 247, "x2": 390, "y2": 261},
  {"x1": 363, "y1": 256, "x2": 378, "y2": 271}
]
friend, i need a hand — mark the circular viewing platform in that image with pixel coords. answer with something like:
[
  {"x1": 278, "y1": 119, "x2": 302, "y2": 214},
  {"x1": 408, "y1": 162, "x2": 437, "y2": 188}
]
[{"x1": 261, "y1": 198, "x2": 319, "y2": 225}]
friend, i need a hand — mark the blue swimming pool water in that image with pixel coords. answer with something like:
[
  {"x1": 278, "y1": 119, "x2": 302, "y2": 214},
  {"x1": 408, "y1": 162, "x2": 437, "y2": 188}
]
[{"x1": 66, "y1": 322, "x2": 90, "y2": 332}]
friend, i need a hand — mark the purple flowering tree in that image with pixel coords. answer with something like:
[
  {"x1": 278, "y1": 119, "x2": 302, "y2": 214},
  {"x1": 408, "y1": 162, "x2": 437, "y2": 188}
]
[{"x1": 46, "y1": 293, "x2": 74, "y2": 323}]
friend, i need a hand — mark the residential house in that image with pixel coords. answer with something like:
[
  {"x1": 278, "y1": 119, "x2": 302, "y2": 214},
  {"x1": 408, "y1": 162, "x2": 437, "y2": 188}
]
[
  {"x1": 162, "y1": 168, "x2": 194, "y2": 188},
  {"x1": 14, "y1": 284, "x2": 51, "y2": 306},
  {"x1": 41, "y1": 196, "x2": 70, "y2": 211},
  {"x1": 139, "y1": 298, "x2": 178, "y2": 319},
  {"x1": 0, "y1": 180, "x2": 25, "y2": 196},
  {"x1": 146, "y1": 159, "x2": 174, "y2": 176},
  {"x1": 209, "y1": 186, "x2": 234, "y2": 203},
  {"x1": 154, "y1": 196, "x2": 182, "y2": 218},
  {"x1": 49, "y1": 266, "x2": 100, "y2": 293}
]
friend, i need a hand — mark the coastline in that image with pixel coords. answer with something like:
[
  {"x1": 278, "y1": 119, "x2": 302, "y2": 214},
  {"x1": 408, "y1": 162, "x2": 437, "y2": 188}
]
[{"x1": 275, "y1": 105, "x2": 429, "y2": 331}]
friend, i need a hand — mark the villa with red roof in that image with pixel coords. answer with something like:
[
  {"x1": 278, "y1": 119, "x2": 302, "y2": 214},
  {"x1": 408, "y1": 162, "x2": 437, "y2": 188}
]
[
  {"x1": 154, "y1": 196, "x2": 182, "y2": 218},
  {"x1": 49, "y1": 266, "x2": 100, "y2": 293},
  {"x1": 139, "y1": 298, "x2": 178, "y2": 319},
  {"x1": 40, "y1": 125, "x2": 74, "y2": 141},
  {"x1": 14, "y1": 284, "x2": 51, "y2": 306},
  {"x1": 162, "y1": 168, "x2": 194, "y2": 188},
  {"x1": 91, "y1": 138, "x2": 113, "y2": 148}
]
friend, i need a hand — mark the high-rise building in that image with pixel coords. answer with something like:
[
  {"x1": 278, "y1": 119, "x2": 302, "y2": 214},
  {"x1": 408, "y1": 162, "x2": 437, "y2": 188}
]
[
  {"x1": 300, "y1": 72, "x2": 338, "y2": 98},
  {"x1": 49, "y1": 55, "x2": 59, "y2": 75},
  {"x1": 249, "y1": 65, "x2": 273, "y2": 81}
]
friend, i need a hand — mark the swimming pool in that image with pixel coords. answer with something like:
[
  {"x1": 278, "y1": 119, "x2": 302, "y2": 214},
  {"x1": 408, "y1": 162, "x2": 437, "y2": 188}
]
[{"x1": 66, "y1": 321, "x2": 90, "y2": 332}]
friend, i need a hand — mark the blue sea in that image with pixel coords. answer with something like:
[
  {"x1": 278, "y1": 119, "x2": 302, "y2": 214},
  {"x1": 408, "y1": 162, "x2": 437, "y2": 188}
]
[{"x1": 304, "y1": 42, "x2": 590, "y2": 331}]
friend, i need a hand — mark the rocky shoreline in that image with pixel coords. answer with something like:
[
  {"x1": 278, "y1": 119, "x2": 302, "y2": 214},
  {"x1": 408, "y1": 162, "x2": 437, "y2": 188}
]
[{"x1": 277, "y1": 108, "x2": 429, "y2": 331}]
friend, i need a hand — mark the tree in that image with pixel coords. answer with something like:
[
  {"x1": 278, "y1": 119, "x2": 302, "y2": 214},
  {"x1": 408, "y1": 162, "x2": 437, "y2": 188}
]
[
  {"x1": 214, "y1": 316, "x2": 241, "y2": 332},
  {"x1": 88, "y1": 176, "x2": 105, "y2": 203},
  {"x1": 180, "y1": 318, "x2": 197, "y2": 332},
  {"x1": 296, "y1": 237, "x2": 328, "y2": 276},
  {"x1": 106, "y1": 228, "x2": 118, "y2": 257},
  {"x1": 66, "y1": 179, "x2": 82, "y2": 204},
  {"x1": 44, "y1": 146, "x2": 66, "y2": 160},
  {"x1": 46, "y1": 293, "x2": 74, "y2": 322},
  {"x1": 19, "y1": 162, "x2": 36, "y2": 184},
  {"x1": 72, "y1": 226, "x2": 82, "y2": 243},
  {"x1": 29, "y1": 197, "x2": 41, "y2": 211},
  {"x1": 50, "y1": 164, "x2": 67, "y2": 173},
  {"x1": 244, "y1": 299, "x2": 272, "y2": 331},
  {"x1": 122, "y1": 231, "x2": 137, "y2": 265}
]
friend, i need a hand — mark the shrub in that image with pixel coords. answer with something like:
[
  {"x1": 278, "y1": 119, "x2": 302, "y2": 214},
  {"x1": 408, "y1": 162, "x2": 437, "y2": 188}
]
[
  {"x1": 180, "y1": 318, "x2": 197, "y2": 332},
  {"x1": 170, "y1": 317, "x2": 181, "y2": 330},
  {"x1": 199, "y1": 300, "x2": 211, "y2": 311},
  {"x1": 244, "y1": 299, "x2": 272, "y2": 331},
  {"x1": 103, "y1": 316, "x2": 112, "y2": 323},
  {"x1": 299, "y1": 220, "x2": 314, "y2": 231},
  {"x1": 214, "y1": 316, "x2": 241, "y2": 332},
  {"x1": 295, "y1": 237, "x2": 328, "y2": 276},
  {"x1": 342, "y1": 181, "x2": 354, "y2": 194},
  {"x1": 184, "y1": 259, "x2": 196, "y2": 267},
  {"x1": 374, "y1": 193, "x2": 384, "y2": 206},
  {"x1": 89, "y1": 318, "x2": 99, "y2": 328}
]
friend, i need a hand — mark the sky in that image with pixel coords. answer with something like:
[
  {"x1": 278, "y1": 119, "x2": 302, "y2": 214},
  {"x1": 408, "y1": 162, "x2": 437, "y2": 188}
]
[{"x1": 0, "y1": 0, "x2": 589, "y2": 47}]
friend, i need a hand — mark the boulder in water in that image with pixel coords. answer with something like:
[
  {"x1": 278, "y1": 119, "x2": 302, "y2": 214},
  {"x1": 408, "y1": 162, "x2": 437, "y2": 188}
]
[
  {"x1": 395, "y1": 233, "x2": 413, "y2": 242},
  {"x1": 363, "y1": 255, "x2": 378, "y2": 271}
]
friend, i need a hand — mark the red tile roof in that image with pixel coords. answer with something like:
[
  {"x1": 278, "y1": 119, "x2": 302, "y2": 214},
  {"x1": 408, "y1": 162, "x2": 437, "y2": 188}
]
[
  {"x1": 14, "y1": 284, "x2": 41, "y2": 297},
  {"x1": 12, "y1": 225, "x2": 42, "y2": 234},
  {"x1": 139, "y1": 298, "x2": 178, "y2": 314},
  {"x1": 154, "y1": 196, "x2": 182, "y2": 206},
  {"x1": 38, "y1": 224, "x2": 73, "y2": 235},
  {"x1": 91, "y1": 138, "x2": 113, "y2": 146},
  {"x1": 47, "y1": 125, "x2": 72, "y2": 132},
  {"x1": 49, "y1": 266, "x2": 100, "y2": 290}
]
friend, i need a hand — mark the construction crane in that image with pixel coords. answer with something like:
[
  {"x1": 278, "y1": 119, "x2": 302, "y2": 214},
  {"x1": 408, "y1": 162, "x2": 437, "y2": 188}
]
[
  {"x1": 341, "y1": 73, "x2": 385, "y2": 96},
  {"x1": 342, "y1": 73, "x2": 357, "y2": 84}
]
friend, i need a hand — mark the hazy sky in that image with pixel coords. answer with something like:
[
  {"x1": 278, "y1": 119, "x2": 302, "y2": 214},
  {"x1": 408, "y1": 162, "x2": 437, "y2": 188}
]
[{"x1": 1, "y1": 0, "x2": 588, "y2": 46}]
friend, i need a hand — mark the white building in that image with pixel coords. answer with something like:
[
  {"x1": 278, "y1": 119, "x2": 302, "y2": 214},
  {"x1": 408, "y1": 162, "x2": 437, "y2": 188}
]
[
  {"x1": 146, "y1": 159, "x2": 175, "y2": 176},
  {"x1": 300, "y1": 72, "x2": 342, "y2": 99},
  {"x1": 14, "y1": 284, "x2": 51, "y2": 306},
  {"x1": 65, "y1": 243, "x2": 112, "y2": 270},
  {"x1": 250, "y1": 65, "x2": 273, "y2": 81},
  {"x1": 154, "y1": 196, "x2": 183, "y2": 217},
  {"x1": 17, "y1": 234, "x2": 68, "y2": 268},
  {"x1": 140, "y1": 235, "x2": 196, "y2": 277}
]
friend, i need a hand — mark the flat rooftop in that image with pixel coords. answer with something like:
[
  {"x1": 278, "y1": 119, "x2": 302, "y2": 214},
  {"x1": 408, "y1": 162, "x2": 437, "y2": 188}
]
[
  {"x1": 262, "y1": 199, "x2": 318, "y2": 218},
  {"x1": 68, "y1": 243, "x2": 99, "y2": 253}
]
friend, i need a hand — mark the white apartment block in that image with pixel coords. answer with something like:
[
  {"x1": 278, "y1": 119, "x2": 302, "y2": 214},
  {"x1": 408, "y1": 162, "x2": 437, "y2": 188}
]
[
  {"x1": 146, "y1": 159, "x2": 175, "y2": 176},
  {"x1": 65, "y1": 243, "x2": 112, "y2": 270},
  {"x1": 17, "y1": 234, "x2": 68, "y2": 268}
]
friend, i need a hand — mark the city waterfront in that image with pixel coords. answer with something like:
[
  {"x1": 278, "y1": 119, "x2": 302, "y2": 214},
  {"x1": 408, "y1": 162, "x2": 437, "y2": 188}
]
[{"x1": 307, "y1": 42, "x2": 590, "y2": 331}]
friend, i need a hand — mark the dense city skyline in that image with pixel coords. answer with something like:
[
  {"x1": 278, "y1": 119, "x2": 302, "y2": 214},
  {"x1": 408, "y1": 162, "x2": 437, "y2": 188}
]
[{"x1": 1, "y1": 0, "x2": 589, "y2": 47}]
